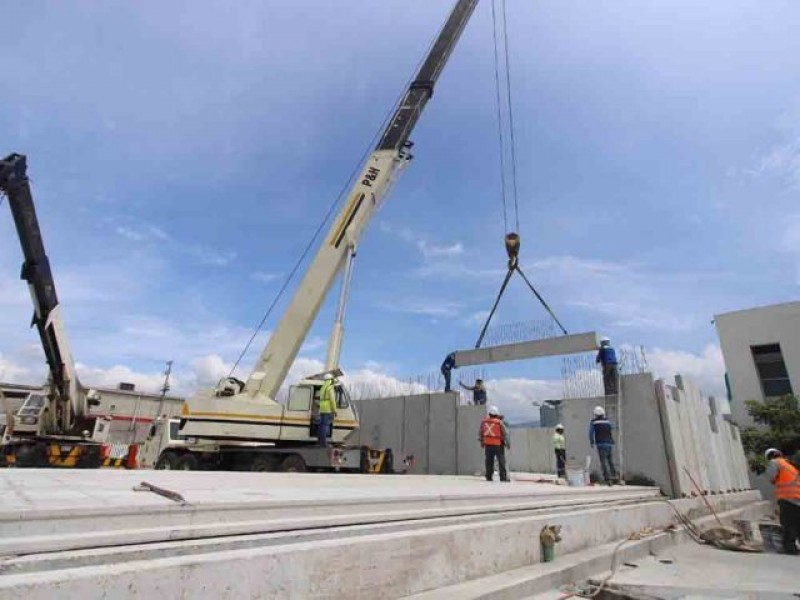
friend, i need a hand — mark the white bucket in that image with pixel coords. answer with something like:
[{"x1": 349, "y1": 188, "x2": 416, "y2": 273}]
[{"x1": 566, "y1": 469, "x2": 585, "y2": 487}]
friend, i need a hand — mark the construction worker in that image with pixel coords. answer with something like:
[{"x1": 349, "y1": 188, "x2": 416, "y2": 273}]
[
  {"x1": 596, "y1": 337, "x2": 618, "y2": 396},
  {"x1": 318, "y1": 374, "x2": 338, "y2": 447},
  {"x1": 460, "y1": 378, "x2": 487, "y2": 406},
  {"x1": 766, "y1": 448, "x2": 800, "y2": 555},
  {"x1": 589, "y1": 405, "x2": 617, "y2": 485},
  {"x1": 441, "y1": 352, "x2": 456, "y2": 392},
  {"x1": 553, "y1": 424, "x2": 566, "y2": 479},
  {"x1": 479, "y1": 405, "x2": 510, "y2": 482}
]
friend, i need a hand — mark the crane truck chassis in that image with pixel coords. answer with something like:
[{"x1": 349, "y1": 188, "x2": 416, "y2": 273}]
[{"x1": 139, "y1": 418, "x2": 403, "y2": 474}]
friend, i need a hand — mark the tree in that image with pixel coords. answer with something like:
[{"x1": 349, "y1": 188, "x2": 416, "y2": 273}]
[{"x1": 741, "y1": 395, "x2": 800, "y2": 474}]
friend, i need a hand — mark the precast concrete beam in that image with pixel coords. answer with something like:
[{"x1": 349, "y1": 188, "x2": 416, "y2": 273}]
[{"x1": 453, "y1": 332, "x2": 599, "y2": 368}]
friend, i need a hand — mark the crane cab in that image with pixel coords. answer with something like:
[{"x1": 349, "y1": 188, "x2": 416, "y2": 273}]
[{"x1": 179, "y1": 374, "x2": 358, "y2": 445}]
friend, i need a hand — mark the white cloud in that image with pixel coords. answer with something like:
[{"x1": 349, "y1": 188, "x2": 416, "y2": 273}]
[
  {"x1": 384, "y1": 300, "x2": 464, "y2": 319},
  {"x1": 75, "y1": 362, "x2": 171, "y2": 394},
  {"x1": 185, "y1": 245, "x2": 237, "y2": 267},
  {"x1": 570, "y1": 300, "x2": 695, "y2": 332},
  {"x1": 191, "y1": 354, "x2": 232, "y2": 388},
  {"x1": 646, "y1": 343, "x2": 726, "y2": 399},
  {"x1": 0, "y1": 354, "x2": 33, "y2": 384},
  {"x1": 115, "y1": 224, "x2": 170, "y2": 243},
  {"x1": 752, "y1": 137, "x2": 800, "y2": 189},
  {"x1": 484, "y1": 377, "x2": 563, "y2": 424},
  {"x1": 251, "y1": 271, "x2": 277, "y2": 283},
  {"x1": 417, "y1": 241, "x2": 464, "y2": 259}
]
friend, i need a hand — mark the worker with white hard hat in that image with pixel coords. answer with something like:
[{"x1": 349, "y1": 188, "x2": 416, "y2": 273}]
[
  {"x1": 317, "y1": 373, "x2": 338, "y2": 447},
  {"x1": 589, "y1": 405, "x2": 617, "y2": 485},
  {"x1": 765, "y1": 448, "x2": 800, "y2": 554},
  {"x1": 553, "y1": 424, "x2": 566, "y2": 479},
  {"x1": 479, "y1": 405, "x2": 510, "y2": 482},
  {"x1": 596, "y1": 337, "x2": 619, "y2": 396}
]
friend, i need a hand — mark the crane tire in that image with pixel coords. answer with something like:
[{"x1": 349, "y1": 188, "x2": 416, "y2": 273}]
[
  {"x1": 251, "y1": 455, "x2": 279, "y2": 472},
  {"x1": 279, "y1": 454, "x2": 306, "y2": 473},
  {"x1": 155, "y1": 452, "x2": 178, "y2": 470},
  {"x1": 176, "y1": 453, "x2": 200, "y2": 471}
]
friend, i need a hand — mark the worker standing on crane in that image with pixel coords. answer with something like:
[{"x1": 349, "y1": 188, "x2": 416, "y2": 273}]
[
  {"x1": 765, "y1": 448, "x2": 800, "y2": 555},
  {"x1": 480, "y1": 405, "x2": 510, "y2": 482},
  {"x1": 596, "y1": 337, "x2": 619, "y2": 396},
  {"x1": 460, "y1": 378, "x2": 487, "y2": 406},
  {"x1": 553, "y1": 424, "x2": 566, "y2": 479},
  {"x1": 589, "y1": 406, "x2": 617, "y2": 485},
  {"x1": 318, "y1": 374, "x2": 338, "y2": 447}
]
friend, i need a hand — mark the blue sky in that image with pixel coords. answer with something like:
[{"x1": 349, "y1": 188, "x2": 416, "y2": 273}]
[{"x1": 1, "y1": 1, "x2": 799, "y2": 422}]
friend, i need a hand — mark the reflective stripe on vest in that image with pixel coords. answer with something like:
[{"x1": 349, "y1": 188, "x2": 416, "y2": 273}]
[
  {"x1": 775, "y1": 458, "x2": 800, "y2": 501},
  {"x1": 481, "y1": 417, "x2": 503, "y2": 446}
]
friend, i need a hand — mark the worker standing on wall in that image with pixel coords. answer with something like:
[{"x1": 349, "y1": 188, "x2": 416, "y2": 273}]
[
  {"x1": 766, "y1": 448, "x2": 800, "y2": 555},
  {"x1": 441, "y1": 352, "x2": 456, "y2": 392},
  {"x1": 596, "y1": 337, "x2": 619, "y2": 396},
  {"x1": 553, "y1": 424, "x2": 566, "y2": 479},
  {"x1": 589, "y1": 406, "x2": 617, "y2": 485},
  {"x1": 318, "y1": 374, "x2": 338, "y2": 447},
  {"x1": 460, "y1": 378, "x2": 487, "y2": 406},
  {"x1": 480, "y1": 405, "x2": 509, "y2": 482}
]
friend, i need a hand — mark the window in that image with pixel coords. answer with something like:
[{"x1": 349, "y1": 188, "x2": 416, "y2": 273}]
[
  {"x1": 287, "y1": 386, "x2": 312, "y2": 412},
  {"x1": 751, "y1": 344, "x2": 793, "y2": 399}
]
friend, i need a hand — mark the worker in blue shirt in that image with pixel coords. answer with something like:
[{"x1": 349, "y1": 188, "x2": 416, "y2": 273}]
[
  {"x1": 441, "y1": 352, "x2": 456, "y2": 392},
  {"x1": 589, "y1": 405, "x2": 617, "y2": 485},
  {"x1": 596, "y1": 337, "x2": 618, "y2": 396}
]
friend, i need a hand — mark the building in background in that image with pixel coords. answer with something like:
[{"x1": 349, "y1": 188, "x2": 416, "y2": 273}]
[
  {"x1": 715, "y1": 301, "x2": 800, "y2": 428},
  {"x1": 0, "y1": 381, "x2": 184, "y2": 444}
]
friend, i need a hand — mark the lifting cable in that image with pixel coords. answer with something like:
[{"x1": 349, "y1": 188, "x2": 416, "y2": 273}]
[
  {"x1": 474, "y1": 0, "x2": 567, "y2": 348},
  {"x1": 228, "y1": 18, "x2": 447, "y2": 377}
]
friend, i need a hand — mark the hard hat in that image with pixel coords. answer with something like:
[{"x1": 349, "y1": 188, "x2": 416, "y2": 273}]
[
  {"x1": 765, "y1": 448, "x2": 782, "y2": 460},
  {"x1": 593, "y1": 406, "x2": 605, "y2": 417},
  {"x1": 323, "y1": 373, "x2": 334, "y2": 380},
  {"x1": 555, "y1": 423, "x2": 564, "y2": 431},
  {"x1": 600, "y1": 337, "x2": 610, "y2": 344},
  {"x1": 488, "y1": 405, "x2": 500, "y2": 416}
]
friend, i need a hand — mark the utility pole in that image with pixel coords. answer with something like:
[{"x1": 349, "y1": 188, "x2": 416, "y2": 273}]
[{"x1": 157, "y1": 360, "x2": 173, "y2": 419}]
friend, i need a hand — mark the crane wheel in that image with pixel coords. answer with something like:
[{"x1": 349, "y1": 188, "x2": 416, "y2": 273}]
[
  {"x1": 278, "y1": 454, "x2": 306, "y2": 473},
  {"x1": 176, "y1": 453, "x2": 200, "y2": 471},
  {"x1": 155, "y1": 452, "x2": 178, "y2": 470},
  {"x1": 251, "y1": 455, "x2": 279, "y2": 472}
]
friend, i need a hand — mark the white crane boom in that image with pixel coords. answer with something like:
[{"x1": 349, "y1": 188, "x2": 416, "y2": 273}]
[{"x1": 181, "y1": 0, "x2": 479, "y2": 445}]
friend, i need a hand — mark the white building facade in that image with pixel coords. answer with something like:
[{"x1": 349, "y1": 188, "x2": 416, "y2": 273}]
[{"x1": 715, "y1": 301, "x2": 800, "y2": 427}]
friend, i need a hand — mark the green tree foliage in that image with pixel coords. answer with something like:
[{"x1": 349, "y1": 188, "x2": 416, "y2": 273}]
[{"x1": 741, "y1": 395, "x2": 800, "y2": 474}]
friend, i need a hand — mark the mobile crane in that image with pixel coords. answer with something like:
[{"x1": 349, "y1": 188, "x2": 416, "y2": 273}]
[
  {"x1": 0, "y1": 153, "x2": 111, "y2": 468},
  {"x1": 167, "y1": 0, "x2": 480, "y2": 473}
]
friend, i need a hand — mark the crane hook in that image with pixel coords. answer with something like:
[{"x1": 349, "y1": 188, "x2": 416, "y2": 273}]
[{"x1": 504, "y1": 232, "x2": 520, "y2": 268}]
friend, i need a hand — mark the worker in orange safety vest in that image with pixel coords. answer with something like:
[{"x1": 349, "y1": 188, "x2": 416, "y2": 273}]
[
  {"x1": 479, "y1": 405, "x2": 510, "y2": 482},
  {"x1": 766, "y1": 448, "x2": 800, "y2": 555}
]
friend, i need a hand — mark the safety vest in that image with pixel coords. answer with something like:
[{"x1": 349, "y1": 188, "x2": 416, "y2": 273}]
[
  {"x1": 774, "y1": 457, "x2": 800, "y2": 501},
  {"x1": 481, "y1": 417, "x2": 504, "y2": 446},
  {"x1": 319, "y1": 381, "x2": 336, "y2": 415}
]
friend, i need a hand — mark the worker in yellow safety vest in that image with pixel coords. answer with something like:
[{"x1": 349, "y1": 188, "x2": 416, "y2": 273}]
[
  {"x1": 766, "y1": 448, "x2": 800, "y2": 555},
  {"x1": 318, "y1": 374, "x2": 338, "y2": 447}
]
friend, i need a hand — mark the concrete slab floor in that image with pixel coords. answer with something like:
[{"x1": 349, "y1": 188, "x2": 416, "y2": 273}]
[
  {"x1": 536, "y1": 541, "x2": 800, "y2": 600},
  {"x1": 0, "y1": 469, "x2": 643, "y2": 514}
]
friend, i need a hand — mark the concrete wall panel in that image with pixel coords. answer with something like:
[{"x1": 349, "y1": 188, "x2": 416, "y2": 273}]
[
  {"x1": 427, "y1": 393, "x2": 457, "y2": 475},
  {"x1": 456, "y1": 406, "x2": 485, "y2": 475},
  {"x1": 402, "y1": 394, "x2": 431, "y2": 475}
]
